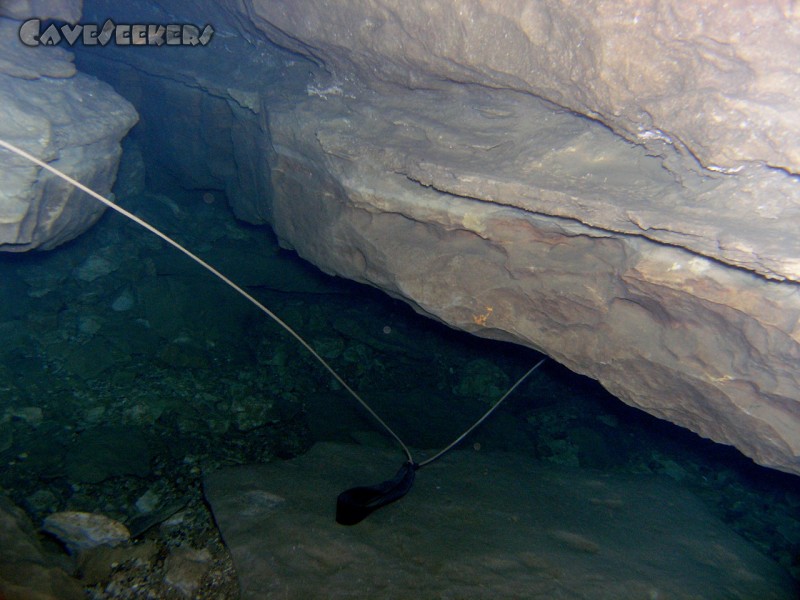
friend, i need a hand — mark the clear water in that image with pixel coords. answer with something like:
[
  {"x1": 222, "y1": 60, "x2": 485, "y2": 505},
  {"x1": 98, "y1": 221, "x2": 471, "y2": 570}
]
[
  {"x1": 1, "y1": 163, "x2": 798, "y2": 592},
  {"x1": 1, "y1": 6, "x2": 798, "y2": 591}
]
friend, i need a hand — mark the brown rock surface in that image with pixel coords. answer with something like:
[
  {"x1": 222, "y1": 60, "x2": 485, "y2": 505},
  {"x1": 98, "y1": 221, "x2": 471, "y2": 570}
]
[
  {"x1": 262, "y1": 85, "x2": 800, "y2": 475},
  {"x1": 204, "y1": 442, "x2": 796, "y2": 599},
  {"x1": 42, "y1": 511, "x2": 131, "y2": 554},
  {"x1": 240, "y1": 0, "x2": 800, "y2": 282},
  {"x1": 0, "y1": 495, "x2": 84, "y2": 600},
  {"x1": 244, "y1": 0, "x2": 800, "y2": 172},
  {"x1": 218, "y1": 0, "x2": 800, "y2": 476}
]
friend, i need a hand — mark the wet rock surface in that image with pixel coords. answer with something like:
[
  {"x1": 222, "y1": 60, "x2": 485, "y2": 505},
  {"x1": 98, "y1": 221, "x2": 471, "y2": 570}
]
[
  {"x1": 263, "y1": 85, "x2": 800, "y2": 477},
  {"x1": 205, "y1": 442, "x2": 796, "y2": 600},
  {"x1": 64, "y1": 1, "x2": 800, "y2": 472},
  {"x1": 241, "y1": 0, "x2": 800, "y2": 281},
  {"x1": 71, "y1": 0, "x2": 800, "y2": 476},
  {"x1": 42, "y1": 511, "x2": 131, "y2": 554},
  {"x1": 242, "y1": 0, "x2": 800, "y2": 177},
  {"x1": 0, "y1": 154, "x2": 797, "y2": 594},
  {"x1": 1, "y1": 1, "x2": 800, "y2": 594},
  {"x1": 0, "y1": 15, "x2": 137, "y2": 251},
  {"x1": 0, "y1": 495, "x2": 84, "y2": 600},
  {"x1": 239, "y1": 2, "x2": 800, "y2": 477}
]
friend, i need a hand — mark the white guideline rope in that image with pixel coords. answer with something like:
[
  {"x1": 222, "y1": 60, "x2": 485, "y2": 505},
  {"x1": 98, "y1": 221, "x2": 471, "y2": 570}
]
[
  {"x1": 0, "y1": 137, "x2": 544, "y2": 468},
  {"x1": 416, "y1": 357, "x2": 545, "y2": 468}
]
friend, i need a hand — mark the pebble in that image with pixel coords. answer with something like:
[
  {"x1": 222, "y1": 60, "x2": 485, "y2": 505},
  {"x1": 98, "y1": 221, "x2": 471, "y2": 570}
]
[
  {"x1": 135, "y1": 488, "x2": 161, "y2": 514},
  {"x1": 4, "y1": 406, "x2": 43, "y2": 427},
  {"x1": 164, "y1": 545, "x2": 213, "y2": 596},
  {"x1": 111, "y1": 288, "x2": 135, "y2": 312},
  {"x1": 74, "y1": 255, "x2": 116, "y2": 282},
  {"x1": 42, "y1": 511, "x2": 131, "y2": 554}
]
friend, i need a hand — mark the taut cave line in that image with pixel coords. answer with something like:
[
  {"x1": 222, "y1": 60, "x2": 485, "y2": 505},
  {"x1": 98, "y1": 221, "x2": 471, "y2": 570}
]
[
  {"x1": 0, "y1": 137, "x2": 546, "y2": 524},
  {"x1": 2, "y1": 0, "x2": 799, "y2": 594},
  {"x1": 0, "y1": 138, "x2": 407, "y2": 451}
]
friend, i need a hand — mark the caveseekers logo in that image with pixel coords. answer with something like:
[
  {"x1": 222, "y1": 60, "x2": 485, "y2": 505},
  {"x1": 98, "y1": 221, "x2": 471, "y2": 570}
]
[{"x1": 19, "y1": 18, "x2": 214, "y2": 47}]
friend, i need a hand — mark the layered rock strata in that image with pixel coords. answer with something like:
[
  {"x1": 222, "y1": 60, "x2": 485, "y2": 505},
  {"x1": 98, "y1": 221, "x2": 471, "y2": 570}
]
[
  {"x1": 5, "y1": 0, "x2": 799, "y2": 475},
  {"x1": 237, "y1": 0, "x2": 800, "y2": 475}
]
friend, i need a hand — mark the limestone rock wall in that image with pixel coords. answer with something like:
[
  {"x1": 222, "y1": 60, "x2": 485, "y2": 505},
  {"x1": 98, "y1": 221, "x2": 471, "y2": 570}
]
[
  {"x1": 257, "y1": 1, "x2": 800, "y2": 173},
  {"x1": 28, "y1": 0, "x2": 799, "y2": 475},
  {"x1": 231, "y1": 0, "x2": 800, "y2": 475},
  {"x1": 72, "y1": 0, "x2": 295, "y2": 225},
  {"x1": 239, "y1": 0, "x2": 800, "y2": 283},
  {"x1": 0, "y1": 15, "x2": 137, "y2": 251},
  {"x1": 264, "y1": 87, "x2": 800, "y2": 476}
]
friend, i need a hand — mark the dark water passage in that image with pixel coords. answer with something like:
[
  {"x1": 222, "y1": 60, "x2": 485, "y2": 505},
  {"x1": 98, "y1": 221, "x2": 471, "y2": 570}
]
[{"x1": 0, "y1": 149, "x2": 799, "y2": 593}]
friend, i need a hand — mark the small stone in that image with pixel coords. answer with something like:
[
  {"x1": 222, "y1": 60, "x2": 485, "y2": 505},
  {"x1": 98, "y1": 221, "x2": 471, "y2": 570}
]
[
  {"x1": 78, "y1": 315, "x2": 103, "y2": 335},
  {"x1": 135, "y1": 488, "x2": 160, "y2": 514},
  {"x1": 162, "y1": 509, "x2": 188, "y2": 530},
  {"x1": 77, "y1": 540, "x2": 159, "y2": 586},
  {"x1": 42, "y1": 511, "x2": 130, "y2": 554},
  {"x1": 5, "y1": 406, "x2": 44, "y2": 427},
  {"x1": 111, "y1": 288, "x2": 135, "y2": 312},
  {"x1": 74, "y1": 255, "x2": 116, "y2": 282},
  {"x1": 659, "y1": 459, "x2": 688, "y2": 482},
  {"x1": 25, "y1": 489, "x2": 59, "y2": 514},
  {"x1": 164, "y1": 545, "x2": 213, "y2": 596},
  {"x1": 83, "y1": 406, "x2": 106, "y2": 425}
]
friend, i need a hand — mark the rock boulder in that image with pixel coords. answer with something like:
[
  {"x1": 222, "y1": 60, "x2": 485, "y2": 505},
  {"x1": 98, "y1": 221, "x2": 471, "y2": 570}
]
[
  {"x1": 0, "y1": 495, "x2": 84, "y2": 600},
  {"x1": 0, "y1": 16, "x2": 137, "y2": 252}
]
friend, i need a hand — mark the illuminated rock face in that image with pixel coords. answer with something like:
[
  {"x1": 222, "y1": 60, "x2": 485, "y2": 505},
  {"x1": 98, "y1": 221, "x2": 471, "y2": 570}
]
[
  {"x1": 241, "y1": 0, "x2": 800, "y2": 282},
  {"x1": 235, "y1": 0, "x2": 800, "y2": 475},
  {"x1": 4, "y1": 0, "x2": 799, "y2": 475},
  {"x1": 0, "y1": 17, "x2": 137, "y2": 251}
]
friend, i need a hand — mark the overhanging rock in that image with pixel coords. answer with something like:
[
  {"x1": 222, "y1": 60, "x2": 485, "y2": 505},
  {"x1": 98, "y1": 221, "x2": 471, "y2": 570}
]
[
  {"x1": 36, "y1": 0, "x2": 799, "y2": 476},
  {"x1": 262, "y1": 85, "x2": 800, "y2": 476},
  {"x1": 225, "y1": 0, "x2": 800, "y2": 475}
]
